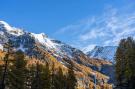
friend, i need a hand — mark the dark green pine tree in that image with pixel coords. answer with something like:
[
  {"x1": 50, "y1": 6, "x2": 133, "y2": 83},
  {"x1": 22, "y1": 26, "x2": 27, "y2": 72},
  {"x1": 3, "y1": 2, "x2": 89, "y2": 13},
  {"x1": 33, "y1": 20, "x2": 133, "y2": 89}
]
[
  {"x1": 115, "y1": 37, "x2": 135, "y2": 88},
  {"x1": 131, "y1": 39, "x2": 135, "y2": 88},
  {"x1": 31, "y1": 62, "x2": 51, "y2": 89},
  {"x1": 0, "y1": 56, "x2": 3, "y2": 79},
  {"x1": 26, "y1": 64, "x2": 35, "y2": 89},
  {"x1": 66, "y1": 61, "x2": 77, "y2": 89},
  {"x1": 0, "y1": 40, "x2": 14, "y2": 89},
  {"x1": 51, "y1": 63, "x2": 56, "y2": 89},
  {"x1": 57, "y1": 67, "x2": 66, "y2": 89},
  {"x1": 52, "y1": 67, "x2": 66, "y2": 89},
  {"x1": 31, "y1": 63, "x2": 40, "y2": 89},
  {"x1": 0, "y1": 65, "x2": 3, "y2": 84},
  {"x1": 43, "y1": 63, "x2": 51, "y2": 89},
  {"x1": 8, "y1": 50, "x2": 27, "y2": 89},
  {"x1": 124, "y1": 37, "x2": 135, "y2": 88},
  {"x1": 115, "y1": 39, "x2": 127, "y2": 87}
]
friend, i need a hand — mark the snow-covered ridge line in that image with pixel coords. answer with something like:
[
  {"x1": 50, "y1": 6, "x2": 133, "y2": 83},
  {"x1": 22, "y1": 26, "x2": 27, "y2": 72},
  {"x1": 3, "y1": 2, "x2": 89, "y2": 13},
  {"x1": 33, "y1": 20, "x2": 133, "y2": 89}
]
[
  {"x1": 0, "y1": 21, "x2": 13, "y2": 31},
  {"x1": 0, "y1": 20, "x2": 118, "y2": 63},
  {"x1": 0, "y1": 21, "x2": 82, "y2": 59},
  {"x1": 86, "y1": 46, "x2": 117, "y2": 63},
  {"x1": 0, "y1": 20, "x2": 58, "y2": 50},
  {"x1": 0, "y1": 21, "x2": 24, "y2": 36}
]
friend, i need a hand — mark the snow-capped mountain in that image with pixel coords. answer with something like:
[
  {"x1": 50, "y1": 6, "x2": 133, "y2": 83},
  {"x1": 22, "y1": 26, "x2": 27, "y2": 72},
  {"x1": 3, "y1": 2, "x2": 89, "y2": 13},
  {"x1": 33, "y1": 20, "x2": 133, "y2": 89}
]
[
  {"x1": 0, "y1": 20, "x2": 87, "y2": 63},
  {"x1": 0, "y1": 21, "x2": 115, "y2": 87},
  {"x1": 0, "y1": 21, "x2": 24, "y2": 36},
  {"x1": 0, "y1": 20, "x2": 87, "y2": 70},
  {"x1": 0, "y1": 21, "x2": 116, "y2": 65},
  {"x1": 86, "y1": 46, "x2": 117, "y2": 63}
]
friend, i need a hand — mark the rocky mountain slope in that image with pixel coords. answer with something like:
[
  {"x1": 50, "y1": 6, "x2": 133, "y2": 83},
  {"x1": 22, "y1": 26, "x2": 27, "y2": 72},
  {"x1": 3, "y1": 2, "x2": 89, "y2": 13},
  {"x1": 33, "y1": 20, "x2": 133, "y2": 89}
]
[
  {"x1": 0, "y1": 21, "x2": 114, "y2": 89},
  {"x1": 86, "y1": 46, "x2": 117, "y2": 63}
]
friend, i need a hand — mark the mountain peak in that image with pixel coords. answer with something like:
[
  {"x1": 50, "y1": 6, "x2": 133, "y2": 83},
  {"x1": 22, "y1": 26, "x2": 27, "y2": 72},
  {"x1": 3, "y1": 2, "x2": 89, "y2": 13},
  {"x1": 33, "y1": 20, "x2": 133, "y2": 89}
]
[
  {"x1": 82, "y1": 44, "x2": 96, "y2": 53},
  {"x1": 87, "y1": 46, "x2": 117, "y2": 63},
  {"x1": 0, "y1": 21, "x2": 13, "y2": 31},
  {"x1": 31, "y1": 33, "x2": 57, "y2": 49},
  {"x1": 0, "y1": 21, "x2": 114, "y2": 87},
  {"x1": 0, "y1": 21, "x2": 24, "y2": 36}
]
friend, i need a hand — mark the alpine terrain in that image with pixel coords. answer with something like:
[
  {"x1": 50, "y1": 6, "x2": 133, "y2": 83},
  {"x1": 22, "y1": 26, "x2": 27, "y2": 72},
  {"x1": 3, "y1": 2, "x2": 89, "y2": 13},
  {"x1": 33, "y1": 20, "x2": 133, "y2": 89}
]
[
  {"x1": 86, "y1": 46, "x2": 117, "y2": 63},
  {"x1": 0, "y1": 21, "x2": 114, "y2": 89}
]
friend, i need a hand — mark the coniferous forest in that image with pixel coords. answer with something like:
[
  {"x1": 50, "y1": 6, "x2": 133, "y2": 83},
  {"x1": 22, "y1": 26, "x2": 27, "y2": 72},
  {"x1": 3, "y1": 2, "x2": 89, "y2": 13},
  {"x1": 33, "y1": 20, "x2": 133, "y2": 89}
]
[
  {"x1": 115, "y1": 37, "x2": 135, "y2": 89},
  {"x1": 0, "y1": 42, "x2": 77, "y2": 89},
  {"x1": 0, "y1": 37, "x2": 135, "y2": 89}
]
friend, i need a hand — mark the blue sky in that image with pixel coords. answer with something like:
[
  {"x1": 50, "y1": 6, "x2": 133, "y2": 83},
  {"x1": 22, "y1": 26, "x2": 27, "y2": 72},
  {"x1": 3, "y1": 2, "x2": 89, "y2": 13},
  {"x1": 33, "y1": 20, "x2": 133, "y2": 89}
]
[{"x1": 0, "y1": 0, "x2": 135, "y2": 51}]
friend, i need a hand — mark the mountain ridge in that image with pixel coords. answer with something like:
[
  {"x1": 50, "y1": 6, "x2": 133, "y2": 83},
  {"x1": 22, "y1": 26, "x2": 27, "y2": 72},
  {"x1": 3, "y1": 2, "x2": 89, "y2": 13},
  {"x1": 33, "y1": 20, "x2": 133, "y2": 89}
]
[
  {"x1": 0, "y1": 21, "x2": 114, "y2": 89},
  {"x1": 86, "y1": 46, "x2": 117, "y2": 63}
]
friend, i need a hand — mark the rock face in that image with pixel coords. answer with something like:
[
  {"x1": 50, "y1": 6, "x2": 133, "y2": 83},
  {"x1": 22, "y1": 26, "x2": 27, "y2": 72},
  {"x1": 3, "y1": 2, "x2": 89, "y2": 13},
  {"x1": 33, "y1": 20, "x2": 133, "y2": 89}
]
[
  {"x1": 0, "y1": 21, "x2": 114, "y2": 88},
  {"x1": 86, "y1": 46, "x2": 117, "y2": 63},
  {"x1": 0, "y1": 21, "x2": 84, "y2": 60},
  {"x1": 85, "y1": 46, "x2": 117, "y2": 84}
]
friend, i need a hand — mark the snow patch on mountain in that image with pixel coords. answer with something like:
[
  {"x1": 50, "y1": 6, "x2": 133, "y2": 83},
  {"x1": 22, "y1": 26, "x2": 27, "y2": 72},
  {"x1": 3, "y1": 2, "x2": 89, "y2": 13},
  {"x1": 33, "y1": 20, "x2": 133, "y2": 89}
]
[
  {"x1": 31, "y1": 33, "x2": 57, "y2": 49},
  {"x1": 86, "y1": 46, "x2": 117, "y2": 62},
  {"x1": 0, "y1": 44, "x2": 3, "y2": 51},
  {"x1": 16, "y1": 44, "x2": 26, "y2": 52},
  {"x1": 0, "y1": 21, "x2": 24, "y2": 36},
  {"x1": 0, "y1": 21, "x2": 13, "y2": 31},
  {"x1": 82, "y1": 44, "x2": 96, "y2": 53}
]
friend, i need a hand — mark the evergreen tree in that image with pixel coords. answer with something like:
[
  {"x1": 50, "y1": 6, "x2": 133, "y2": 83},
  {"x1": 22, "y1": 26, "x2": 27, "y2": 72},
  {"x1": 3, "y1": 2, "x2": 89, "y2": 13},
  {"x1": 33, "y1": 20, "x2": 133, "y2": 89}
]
[
  {"x1": 31, "y1": 63, "x2": 40, "y2": 89},
  {"x1": 57, "y1": 67, "x2": 66, "y2": 89},
  {"x1": 52, "y1": 67, "x2": 66, "y2": 89},
  {"x1": 26, "y1": 65, "x2": 35, "y2": 89},
  {"x1": 43, "y1": 63, "x2": 51, "y2": 89},
  {"x1": 8, "y1": 50, "x2": 27, "y2": 89},
  {"x1": 67, "y1": 61, "x2": 77, "y2": 89},
  {"x1": 0, "y1": 40, "x2": 13, "y2": 89},
  {"x1": 51, "y1": 63, "x2": 72, "y2": 89},
  {"x1": 51, "y1": 63, "x2": 55, "y2": 89},
  {"x1": 115, "y1": 37, "x2": 135, "y2": 88},
  {"x1": 115, "y1": 39, "x2": 126, "y2": 87},
  {"x1": 124, "y1": 37, "x2": 135, "y2": 88},
  {"x1": 0, "y1": 65, "x2": 3, "y2": 83},
  {"x1": 31, "y1": 62, "x2": 51, "y2": 89}
]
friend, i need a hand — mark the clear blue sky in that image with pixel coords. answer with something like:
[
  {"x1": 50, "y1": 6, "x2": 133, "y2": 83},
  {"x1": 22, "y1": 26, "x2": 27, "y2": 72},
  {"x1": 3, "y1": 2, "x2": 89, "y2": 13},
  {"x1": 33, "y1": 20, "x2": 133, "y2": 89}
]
[{"x1": 0, "y1": 0, "x2": 135, "y2": 50}]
